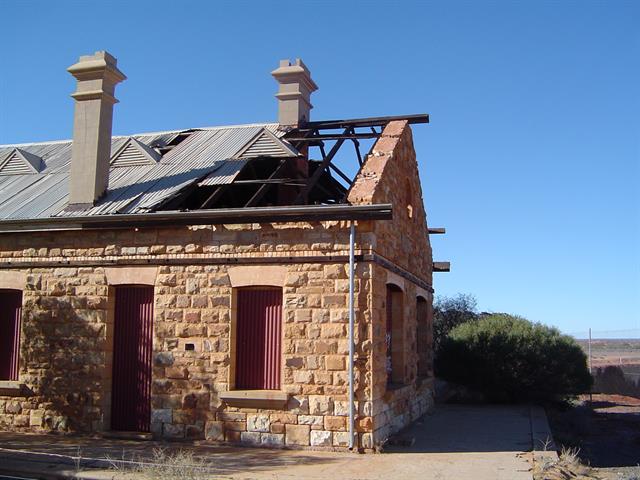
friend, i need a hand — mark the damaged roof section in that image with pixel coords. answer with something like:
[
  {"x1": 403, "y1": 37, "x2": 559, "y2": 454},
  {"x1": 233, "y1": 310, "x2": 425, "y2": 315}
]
[
  {"x1": 0, "y1": 114, "x2": 429, "y2": 223},
  {"x1": 0, "y1": 123, "x2": 300, "y2": 220}
]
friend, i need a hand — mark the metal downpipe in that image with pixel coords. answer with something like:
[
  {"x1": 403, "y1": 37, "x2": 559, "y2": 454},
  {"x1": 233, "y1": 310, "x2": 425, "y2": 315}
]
[{"x1": 348, "y1": 221, "x2": 356, "y2": 449}]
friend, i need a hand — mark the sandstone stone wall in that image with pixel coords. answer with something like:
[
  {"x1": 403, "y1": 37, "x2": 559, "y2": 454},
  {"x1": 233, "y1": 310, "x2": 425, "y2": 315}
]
[{"x1": 0, "y1": 222, "x2": 376, "y2": 449}]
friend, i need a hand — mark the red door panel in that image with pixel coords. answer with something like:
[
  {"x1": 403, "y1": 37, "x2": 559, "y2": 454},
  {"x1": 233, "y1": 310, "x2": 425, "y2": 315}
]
[
  {"x1": 111, "y1": 285, "x2": 154, "y2": 432},
  {"x1": 236, "y1": 288, "x2": 282, "y2": 390},
  {"x1": 0, "y1": 289, "x2": 22, "y2": 381}
]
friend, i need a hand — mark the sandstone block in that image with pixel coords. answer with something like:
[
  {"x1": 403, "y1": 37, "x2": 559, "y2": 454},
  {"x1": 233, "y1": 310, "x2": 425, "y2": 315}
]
[
  {"x1": 241, "y1": 431, "x2": 261, "y2": 445},
  {"x1": 310, "y1": 430, "x2": 332, "y2": 447},
  {"x1": 29, "y1": 410, "x2": 44, "y2": 427},
  {"x1": 333, "y1": 431, "x2": 350, "y2": 447},
  {"x1": 334, "y1": 401, "x2": 350, "y2": 416},
  {"x1": 6, "y1": 402, "x2": 21, "y2": 414},
  {"x1": 285, "y1": 424, "x2": 310, "y2": 446},
  {"x1": 325, "y1": 355, "x2": 345, "y2": 371},
  {"x1": 154, "y1": 352, "x2": 174, "y2": 367},
  {"x1": 361, "y1": 432, "x2": 373, "y2": 449},
  {"x1": 13, "y1": 415, "x2": 29, "y2": 427},
  {"x1": 324, "y1": 416, "x2": 346, "y2": 431},
  {"x1": 261, "y1": 433, "x2": 285, "y2": 446},
  {"x1": 293, "y1": 371, "x2": 313, "y2": 384},
  {"x1": 166, "y1": 367, "x2": 188, "y2": 379},
  {"x1": 186, "y1": 424, "x2": 204, "y2": 439},
  {"x1": 309, "y1": 396, "x2": 333, "y2": 415},
  {"x1": 324, "y1": 265, "x2": 346, "y2": 279},
  {"x1": 270, "y1": 423, "x2": 285, "y2": 434},
  {"x1": 285, "y1": 272, "x2": 308, "y2": 287},
  {"x1": 321, "y1": 324, "x2": 345, "y2": 338},
  {"x1": 285, "y1": 356, "x2": 304, "y2": 368},
  {"x1": 294, "y1": 309, "x2": 312, "y2": 322},
  {"x1": 269, "y1": 413, "x2": 297, "y2": 424},
  {"x1": 224, "y1": 421, "x2": 246, "y2": 432},
  {"x1": 357, "y1": 416, "x2": 373, "y2": 432},
  {"x1": 151, "y1": 409, "x2": 172, "y2": 424},
  {"x1": 322, "y1": 295, "x2": 346, "y2": 308},
  {"x1": 247, "y1": 414, "x2": 270, "y2": 433},
  {"x1": 163, "y1": 424, "x2": 185, "y2": 439},
  {"x1": 314, "y1": 372, "x2": 333, "y2": 385},
  {"x1": 297, "y1": 415, "x2": 323, "y2": 426}
]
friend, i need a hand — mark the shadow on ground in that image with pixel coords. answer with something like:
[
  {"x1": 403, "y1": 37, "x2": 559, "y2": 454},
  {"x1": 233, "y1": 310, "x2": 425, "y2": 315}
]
[
  {"x1": 547, "y1": 394, "x2": 640, "y2": 469},
  {"x1": 385, "y1": 404, "x2": 533, "y2": 454},
  {"x1": 0, "y1": 433, "x2": 341, "y2": 477}
]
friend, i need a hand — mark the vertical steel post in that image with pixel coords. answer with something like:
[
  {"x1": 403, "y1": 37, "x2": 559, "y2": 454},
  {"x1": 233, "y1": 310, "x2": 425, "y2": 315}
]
[
  {"x1": 588, "y1": 327, "x2": 593, "y2": 404},
  {"x1": 589, "y1": 328, "x2": 593, "y2": 373},
  {"x1": 348, "y1": 221, "x2": 356, "y2": 450}
]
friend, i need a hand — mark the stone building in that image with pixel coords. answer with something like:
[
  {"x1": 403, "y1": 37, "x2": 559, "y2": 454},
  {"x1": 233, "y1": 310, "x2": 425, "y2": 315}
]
[{"x1": 0, "y1": 51, "x2": 447, "y2": 450}]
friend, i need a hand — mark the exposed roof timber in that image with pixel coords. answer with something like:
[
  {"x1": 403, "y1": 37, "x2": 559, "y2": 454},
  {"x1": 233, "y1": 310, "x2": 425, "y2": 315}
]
[
  {"x1": 300, "y1": 114, "x2": 429, "y2": 131},
  {"x1": 428, "y1": 227, "x2": 446, "y2": 234},
  {"x1": 433, "y1": 261, "x2": 451, "y2": 272},
  {"x1": 0, "y1": 203, "x2": 393, "y2": 233},
  {"x1": 244, "y1": 159, "x2": 288, "y2": 207},
  {"x1": 294, "y1": 129, "x2": 349, "y2": 204},
  {"x1": 286, "y1": 133, "x2": 381, "y2": 142}
]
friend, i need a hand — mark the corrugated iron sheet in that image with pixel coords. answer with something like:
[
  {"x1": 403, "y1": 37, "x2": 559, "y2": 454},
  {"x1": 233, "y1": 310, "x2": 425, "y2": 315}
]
[
  {"x1": 0, "y1": 289, "x2": 22, "y2": 381},
  {"x1": 111, "y1": 285, "x2": 154, "y2": 432},
  {"x1": 236, "y1": 288, "x2": 282, "y2": 390},
  {"x1": 0, "y1": 123, "x2": 296, "y2": 220}
]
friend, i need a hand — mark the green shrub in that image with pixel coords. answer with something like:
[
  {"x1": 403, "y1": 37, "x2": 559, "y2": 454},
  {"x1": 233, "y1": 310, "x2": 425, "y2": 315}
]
[
  {"x1": 435, "y1": 314, "x2": 592, "y2": 402},
  {"x1": 433, "y1": 293, "x2": 479, "y2": 353}
]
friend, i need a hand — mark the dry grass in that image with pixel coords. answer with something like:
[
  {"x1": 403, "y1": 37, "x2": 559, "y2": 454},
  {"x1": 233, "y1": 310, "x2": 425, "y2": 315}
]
[
  {"x1": 534, "y1": 447, "x2": 599, "y2": 480},
  {"x1": 105, "y1": 448, "x2": 214, "y2": 480}
]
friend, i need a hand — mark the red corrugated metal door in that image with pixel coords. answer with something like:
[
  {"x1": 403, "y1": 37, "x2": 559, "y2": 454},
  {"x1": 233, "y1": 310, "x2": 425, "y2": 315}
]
[
  {"x1": 0, "y1": 289, "x2": 22, "y2": 381},
  {"x1": 236, "y1": 288, "x2": 282, "y2": 390},
  {"x1": 111, "y1": 285, "x2": 154, "y2": 432}
]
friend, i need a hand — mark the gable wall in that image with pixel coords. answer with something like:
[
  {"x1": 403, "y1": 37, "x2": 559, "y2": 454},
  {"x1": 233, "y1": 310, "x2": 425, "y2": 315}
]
[{"x1": 349, "y1": 121, "x2": 435, "y2": 443}]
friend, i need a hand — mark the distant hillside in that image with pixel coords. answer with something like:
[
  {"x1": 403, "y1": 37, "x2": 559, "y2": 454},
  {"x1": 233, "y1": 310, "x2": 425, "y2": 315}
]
[{"x1": 575, "y1": 338, "x2": 640, "y2": 368}]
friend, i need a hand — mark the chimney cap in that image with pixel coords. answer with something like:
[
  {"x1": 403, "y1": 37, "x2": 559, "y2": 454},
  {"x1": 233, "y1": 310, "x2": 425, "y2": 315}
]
[
  {"x1": 67, "y1": 50, "x2": 126, "y2": 82},
  {"x1": 271, "y1": 58, "x2": 318, "y2": 92}
]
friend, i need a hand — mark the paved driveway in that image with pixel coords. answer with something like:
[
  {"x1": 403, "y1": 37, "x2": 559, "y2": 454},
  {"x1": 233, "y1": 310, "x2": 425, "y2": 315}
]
[{"x1": 0, "y1": 405, "x2": 538, "y2": 480}]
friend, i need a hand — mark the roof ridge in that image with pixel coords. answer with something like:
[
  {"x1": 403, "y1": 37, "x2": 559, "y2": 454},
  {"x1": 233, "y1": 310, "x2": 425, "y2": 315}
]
[{"x1": 0, "y1": 122, "x2": 281, "y2": 149}]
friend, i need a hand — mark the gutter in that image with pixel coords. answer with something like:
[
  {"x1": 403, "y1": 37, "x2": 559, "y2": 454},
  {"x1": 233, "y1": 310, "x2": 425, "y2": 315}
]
[{"x1": 0, "y1": 204, "x2": 392, "y2": 233}]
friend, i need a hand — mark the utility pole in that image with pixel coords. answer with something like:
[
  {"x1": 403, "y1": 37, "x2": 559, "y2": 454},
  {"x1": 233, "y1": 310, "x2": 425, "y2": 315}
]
[
  {"x1": 588, "y1": 328, "x2": 592, "y2": 374},
  {"x1": 589, "y1": 327, "x2": 593, "y2": 405}
]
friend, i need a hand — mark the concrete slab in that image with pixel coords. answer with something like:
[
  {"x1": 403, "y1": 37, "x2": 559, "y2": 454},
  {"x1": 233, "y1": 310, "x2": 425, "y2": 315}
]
[{"x1": 0, "y1": 404, "x2": 538, "y2": 480}]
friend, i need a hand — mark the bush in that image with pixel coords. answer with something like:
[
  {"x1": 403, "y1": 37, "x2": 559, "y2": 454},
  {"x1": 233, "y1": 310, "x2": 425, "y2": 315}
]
[
  {"x1": 433, "y1": 293, "x2": 478, "y2": 353},
  {"x1": 436, "y1": 314, "x2": 592, "y2": 402}
]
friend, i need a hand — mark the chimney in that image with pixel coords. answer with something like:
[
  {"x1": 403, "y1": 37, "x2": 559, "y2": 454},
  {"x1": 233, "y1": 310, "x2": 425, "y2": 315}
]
[
  {"x1": 67, "y1": 51, "x2": 126, "y2": 208},
  {"x1": 271, "y1": 59, "x2": 318, "y2": 127}
]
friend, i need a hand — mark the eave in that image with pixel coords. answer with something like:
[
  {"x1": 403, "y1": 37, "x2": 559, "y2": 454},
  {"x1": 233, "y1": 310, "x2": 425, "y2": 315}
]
[{"x1": 0, "y1": 203, "x2": 393, "y2": 233}]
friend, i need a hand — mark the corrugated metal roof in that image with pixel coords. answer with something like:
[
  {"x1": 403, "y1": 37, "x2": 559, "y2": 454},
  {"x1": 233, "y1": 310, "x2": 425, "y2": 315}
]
[{"x1": 0, "y1": 123, "x2": 297, "y2": 220}]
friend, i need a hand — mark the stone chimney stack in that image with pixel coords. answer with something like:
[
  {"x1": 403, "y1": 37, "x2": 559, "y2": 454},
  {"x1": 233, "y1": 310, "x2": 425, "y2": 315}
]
[
  {"x1": 67, "y1": 51, "x2": 126, "y2": 208},
  {"x1": 271, "y1": 59, "x2": 318, "y2": 127}
]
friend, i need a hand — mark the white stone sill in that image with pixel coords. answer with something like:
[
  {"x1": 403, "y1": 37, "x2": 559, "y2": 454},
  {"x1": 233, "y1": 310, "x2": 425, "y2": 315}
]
[
  {"x1": 220, "y1": 390, "x2": 288, "y2": 409},
  {"x1": 0, "y1": 380, "x2": 26, "y2": 396}
]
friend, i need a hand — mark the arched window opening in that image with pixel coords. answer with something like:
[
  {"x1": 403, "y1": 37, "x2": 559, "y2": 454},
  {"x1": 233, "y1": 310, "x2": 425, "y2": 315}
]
[
  {"x1": 416, "y1": 296, "x2": 431, "y2": 378},
  {"x1": 386, "y1": 284, "x2": 406, "y2": 386}
]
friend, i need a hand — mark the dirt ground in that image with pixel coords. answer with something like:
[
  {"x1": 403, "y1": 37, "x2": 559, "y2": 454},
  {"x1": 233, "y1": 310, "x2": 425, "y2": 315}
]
[{"x1": 546, "y1": 394, "x2": 640, "y2": 479}]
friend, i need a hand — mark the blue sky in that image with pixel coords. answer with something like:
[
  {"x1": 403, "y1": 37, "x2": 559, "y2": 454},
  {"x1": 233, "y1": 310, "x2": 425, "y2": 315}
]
[{"x1": 0, "y1": 1, "x2": 638, "y2": 336}]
